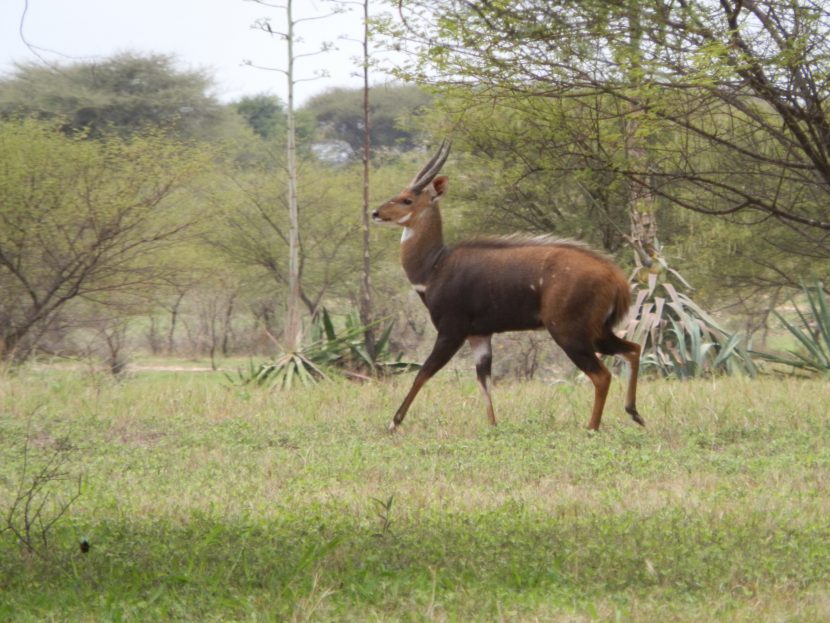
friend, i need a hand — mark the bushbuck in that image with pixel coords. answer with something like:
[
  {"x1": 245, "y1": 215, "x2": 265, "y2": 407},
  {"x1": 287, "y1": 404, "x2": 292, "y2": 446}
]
[{"x1": 372, "y1": 141, "x2": 643, "y2": 432}]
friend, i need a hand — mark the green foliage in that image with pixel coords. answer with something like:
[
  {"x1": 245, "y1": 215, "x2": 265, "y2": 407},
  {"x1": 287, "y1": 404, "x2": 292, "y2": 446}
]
[
  {"x1": 302, "y1": 85, "x2": 432, "y2": 154},
  {"x1": 233, "y1": 94, "x2": 286, "y2": 140},
  {"x1": 625, "y1": 259, "x2": 757, "y2": 379},
  {"x1": 205, "y1": 157, "x2": 369, "y2": 311},
  {"x1": 422, "y1": 93, "x2": 631, "y2": 252},
  {"x1": 755, "y1": 278, "x2": 830, "y2": 375},
  {"x1": 370, "y1": 495, "x2": 395, "y2": 538},
  {"x1": 232, "y1": 93, "x2": 316, "y2": 148},
  {"x1": 202, "y1": 153, "x2": 416, "y2": 343},
  {"x1": 0, "y1": 53, "x2": 232, "y2": 139}
]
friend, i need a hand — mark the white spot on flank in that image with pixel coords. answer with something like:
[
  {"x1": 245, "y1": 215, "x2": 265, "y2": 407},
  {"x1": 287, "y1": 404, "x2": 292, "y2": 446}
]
[
  {"x1": 397, "y1": 213, "x2": 412, "y2": 224},
  {"x1": 530, "y1": 283, "x2": 537, "y2": 291},
  {"x1": 538, "y1": 277, "x2": 544, "y2": 286},
  {"x1": 401, "y1": 227, "x2": 415, "y2": 243}
]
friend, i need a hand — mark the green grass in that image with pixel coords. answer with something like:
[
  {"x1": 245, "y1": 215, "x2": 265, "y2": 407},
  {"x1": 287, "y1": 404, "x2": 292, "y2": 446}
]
[{"x1": 1, "y1": 367, "x2": 829, "y2": 621}]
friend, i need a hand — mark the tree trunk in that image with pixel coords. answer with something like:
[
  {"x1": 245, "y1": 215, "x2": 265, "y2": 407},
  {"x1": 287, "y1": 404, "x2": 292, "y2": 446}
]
[
  {"x1": 167, "y1": 290, "x2": 187, "y2": 356},
  {"x1": 359, "y1": 0, "x2": 376, "y2": 361},
  {"x1": 221, "y1": 292, "x2": 236, "y2": 358},
  {"x1": 283, "y1": 0, "x2": 303, "y2": 353}
]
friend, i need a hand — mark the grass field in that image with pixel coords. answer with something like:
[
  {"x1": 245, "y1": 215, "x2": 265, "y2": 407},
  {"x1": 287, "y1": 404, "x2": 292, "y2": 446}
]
[{"x1": 1, "y1": 366, "x2": 829, "y2": 621}]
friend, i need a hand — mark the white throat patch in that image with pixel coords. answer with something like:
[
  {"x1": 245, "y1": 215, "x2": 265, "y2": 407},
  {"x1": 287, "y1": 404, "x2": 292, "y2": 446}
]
[{"x1": 401, "y1": 227, "x2": 415, "y2": 243}]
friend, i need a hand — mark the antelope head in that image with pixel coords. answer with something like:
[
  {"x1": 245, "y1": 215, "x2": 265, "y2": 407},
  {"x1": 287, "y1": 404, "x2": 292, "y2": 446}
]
[{"x1": 372, "y1": 140, "x2": 451, "y2": 227}]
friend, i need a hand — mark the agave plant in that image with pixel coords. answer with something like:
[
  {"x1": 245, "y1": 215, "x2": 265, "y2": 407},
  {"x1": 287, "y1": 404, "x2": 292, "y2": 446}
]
[
  {"x1": 231, "y1": 350, "x2": 329, "y2": 390},
  {"x1": 310, "y1": 308, "x2": 416, "y2": 376},
  {"x1": 228, "y1": 308, "x2": 417, "y2": 390},
  {"x1": 623, "y1": 258, "x2": 756, "y2": 379},
  {"x1": 753, "y1": 278, "x2": 830, "y2": 375}
]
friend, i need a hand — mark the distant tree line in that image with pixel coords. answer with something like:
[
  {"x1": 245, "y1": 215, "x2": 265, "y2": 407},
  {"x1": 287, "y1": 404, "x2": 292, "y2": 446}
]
[{"x1": 0, "y1": 53, "x2": 431, "y2": 153}]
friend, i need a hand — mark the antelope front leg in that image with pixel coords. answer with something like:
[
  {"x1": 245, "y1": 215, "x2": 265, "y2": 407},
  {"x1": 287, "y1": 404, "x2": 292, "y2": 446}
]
[{"x1": 388, "y1": 332, "x2": 464, "y2": 432}]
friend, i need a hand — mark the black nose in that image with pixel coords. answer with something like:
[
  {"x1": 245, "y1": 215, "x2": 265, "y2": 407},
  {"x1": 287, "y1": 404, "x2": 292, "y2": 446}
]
[{"x1": 371, "y1": 210, "x2": 379, "y2": 219}]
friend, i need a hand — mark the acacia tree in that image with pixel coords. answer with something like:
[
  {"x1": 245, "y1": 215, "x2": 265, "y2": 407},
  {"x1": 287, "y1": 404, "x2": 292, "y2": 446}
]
[
  {"x1": 0, "y1": 119, "x2": 205, "y2": 362},
  {"x1": 0, "y1": 53, "x2": 227, "y2": 139},
  {"x1": 386, "y1": 0, "x2": 830, "y2": 283},
  {"x1": 302, "y1": 84, "x2": 431, "y2": 153},
  {"x1": 234, "y1": 94, "x2": 287, "y2": 140}
]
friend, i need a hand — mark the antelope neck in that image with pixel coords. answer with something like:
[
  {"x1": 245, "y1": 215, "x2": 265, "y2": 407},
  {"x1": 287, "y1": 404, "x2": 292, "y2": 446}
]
[{"x1": 400, "y1": 204, "x2": 446, "y2": 286}]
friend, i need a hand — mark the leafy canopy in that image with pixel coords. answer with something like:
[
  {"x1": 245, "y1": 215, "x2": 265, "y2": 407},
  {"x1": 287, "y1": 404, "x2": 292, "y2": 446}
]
[{"x1": 0, "y1": 53, "x2": 225, "y2": 139}]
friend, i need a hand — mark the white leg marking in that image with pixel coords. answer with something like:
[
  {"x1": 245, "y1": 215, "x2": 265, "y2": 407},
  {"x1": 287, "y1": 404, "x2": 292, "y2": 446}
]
[
  {"x1": 413, "y1": 284, "x2": 427, "y2": 293},
  {"x1": 469, "y1": 336, "x2": 491, "y2": 366}
]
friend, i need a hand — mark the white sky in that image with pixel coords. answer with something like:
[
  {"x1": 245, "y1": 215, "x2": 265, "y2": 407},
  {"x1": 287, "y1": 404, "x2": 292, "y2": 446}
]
[{"x1": 0, "y1": 0, "x2": 402, "y2": 104}]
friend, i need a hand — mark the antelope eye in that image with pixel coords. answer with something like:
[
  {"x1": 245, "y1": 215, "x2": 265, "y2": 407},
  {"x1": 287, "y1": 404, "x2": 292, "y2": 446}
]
[{"x1": 402, "y1": 198, "x2": 414, "y2": 205}]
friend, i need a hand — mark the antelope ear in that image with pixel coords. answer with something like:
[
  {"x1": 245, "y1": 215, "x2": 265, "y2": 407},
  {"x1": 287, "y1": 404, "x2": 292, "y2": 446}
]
[{"x1": 432, "y1": 176, "x2": 448, "y2": 197}]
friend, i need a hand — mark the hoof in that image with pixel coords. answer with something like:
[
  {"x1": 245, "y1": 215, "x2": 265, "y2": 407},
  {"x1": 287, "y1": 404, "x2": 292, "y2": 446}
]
[
  {"x1": 387, "y1": 421, "x2": 397, "y2": 434},
  {"x1": 626, "y1": 406, "x2": 645, "y2": 427}
]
